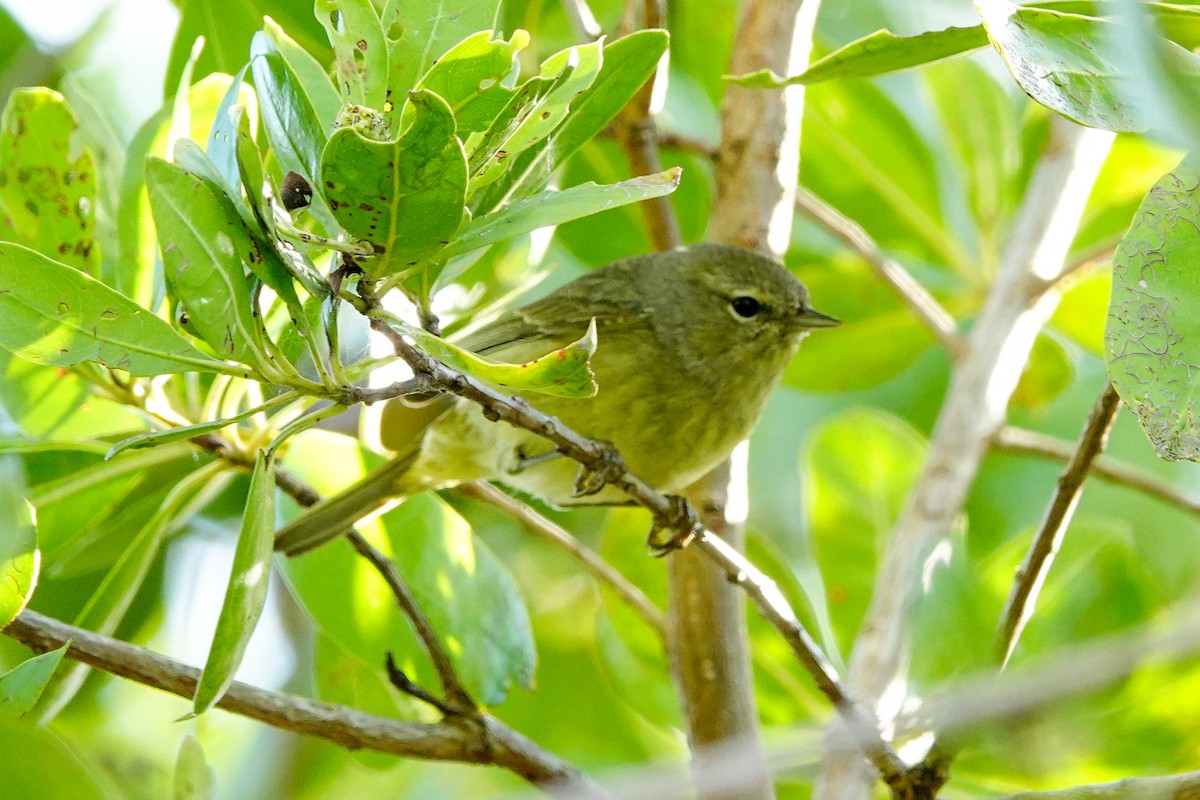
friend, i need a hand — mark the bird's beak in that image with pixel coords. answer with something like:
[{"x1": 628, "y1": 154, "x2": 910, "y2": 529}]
[{"x1": 796, "y1": 307, "x2": 841, "y2": 329}]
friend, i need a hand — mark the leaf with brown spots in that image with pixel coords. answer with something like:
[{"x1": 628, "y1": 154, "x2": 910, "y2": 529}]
[
  {"x1": 320, "y1": 90, "x2": 467, "y2": 280},
  {"x1": 0, "y1": 89, "x2": 99, "y2": 276}
]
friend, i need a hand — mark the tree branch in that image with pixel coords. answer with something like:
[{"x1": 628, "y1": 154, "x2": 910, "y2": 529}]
[
  {"x1": 456, "y1": 481, "x2": 666, "y2": 638},
  {"x1": 3, "y1": 610, "x2": 607, "y2": 798},
  {"x1": 820, "y1": 120, "x2": 1117, "y2": 800},
  {"x1": 793, "y1": 186, "x2": 961, "y2": 355},
  {"x1": 994, "y1": 772, "x2": 1200, "y2": 800},
  {"x1": 993, "y1": 427, "x2": 1200, "y2": 517},
  {"x1": 994, "y1": 383, "x2": 1122, "y2": 667}
]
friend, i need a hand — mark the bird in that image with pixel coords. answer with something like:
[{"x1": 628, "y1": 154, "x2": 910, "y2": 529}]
[{"x1": 274, "y1": 242, "x2": 839, "y2": 556}]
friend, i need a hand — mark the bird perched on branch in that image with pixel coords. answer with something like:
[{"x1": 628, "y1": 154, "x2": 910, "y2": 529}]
[{"x1": 274, "y1": 242, "x2": 839, "y2": 556}]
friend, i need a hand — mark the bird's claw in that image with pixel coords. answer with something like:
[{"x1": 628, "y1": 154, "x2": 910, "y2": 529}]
[
  {"x1": 572, "y1": 441, "x2": 627, "y2": 497},
  {"x1": 647, "y1": 495, "x2": 699, "y2": 556}
]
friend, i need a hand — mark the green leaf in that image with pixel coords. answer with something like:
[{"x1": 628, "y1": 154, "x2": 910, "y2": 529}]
[
  {"x1": 0, "y1": 453, "x2": 37, "y2": 627},
  {"x1": 321, "y1": 90, "x2": 467, "y2": 279},
  {"x1": 0, "y1": 242, "x2": 236, "y2": 376},
  {"x1": 281, "y1": 432, "x2": 535, "y2": 707},
  {"x1": 0, "y1": 88, "x2": 100, "y2": 275},
  {"x1": 172, "y1": 736, "x2": 214, "y2": 800},
  {"x1": 192, "y1": 453, "x2": 275, "y2": 716},
  {"x1": 446, "y1": 167, "x2": 681, "y2": 260},
  {"x1": 263, "y1": 17, "x2": 341, "y2": 132},
  {"x1": 979, "y1": 0, "x2": 1200, "y2": 132},
  {"x1": 317, "y1": 0, "x2": 389, "y2": 111},
  {"x1": 38, "y1": 462, "x2": 232, "y2": 719},
  {"x1": 408, "y1": 30, "x2": 529, "y2": 135},
  {"x1": 249, "y1": 32, "x2": 336, "y2": 229},
  {"x1": 1051, "y1": 268, "x2": 1111, "y2": 356},
  {"x1": 804, "y1": 409, "x2": 927, "y2": 660},
  {"x1": 0, "y1": 353, "x2": 143, "y2": 440},
  {"x1": 550, "y1": 29, "x2": 670, "y2": 170},
  {"x1": 0, "y1": 645, "x2": 68, "y2": 718},
  {"x1": 380, "y1": 0, "x2": 502, "y2": 101},
  {"x1": 1105, "y1": 156, "x2": 1200, "y2": 461},
  {"x1": 727, "y1": 25, "x2": 988, "y2": 87},
  {"x1": 470, "y1": 40, "x2": 603, "y2": 194},
  {"x1": 164, "y1": 0, "x2": 261, "y2": 96},
  {"x1": 145, "y1": 157, "x2": 271, "y2": 369},
  {"x1": 404, "y1": 316, "x2": 598, "y2": 398}
]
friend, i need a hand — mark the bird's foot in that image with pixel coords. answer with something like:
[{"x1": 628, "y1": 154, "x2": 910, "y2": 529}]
[
  {"x1": 508, "y1": 446, "x2": 561, "y2": 474},
  {"x1": 572, "y1": 441, "x2": 627, "y2": 497},
  {"x1": 647, "y1": 495, "x2": 699, "y2": 556}
]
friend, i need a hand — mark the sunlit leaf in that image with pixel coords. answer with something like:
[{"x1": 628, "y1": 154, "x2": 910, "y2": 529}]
[
  {"x1": 192, "y1": 453, "x2": 275, "y2": 715},
  {"x1": 380, "y1": 0, "x2": 502, "y2": 101},
  {"x1": 1012, "y1": 333, "x2": 1075, "y2": 411},
  {"x1": 0, "y1": 453, "x2": 36, "y2": 627},
  {"x1": 408, "y1": 30, "x2": 529, "y2": 135},
  {"x1": 0, "y1": 89, "x2": 99, "y2": 275},
  {"x1": 727, "y1": 25, "x2": 988, "y2": 87},
  {"x1": 0, "y1": 243, "x2": 235, "y2": 376},
  {"x1": 447, "y1": 168, "x2": 681, "y2": 260},
  {"x1": 403, "y1": 317, "x2": 598, "y2": 398}
]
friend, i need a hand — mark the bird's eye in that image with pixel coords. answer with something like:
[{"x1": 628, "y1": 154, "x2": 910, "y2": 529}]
[{"x1": 730, "y1": 296, "x2": 761, "y2": 318}]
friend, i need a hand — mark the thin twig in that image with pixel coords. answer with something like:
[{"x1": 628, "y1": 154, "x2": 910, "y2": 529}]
[
  {"x1": 994, "y1": 771, "x2": 1200, "y2": 800},
  {"x1": 994, "y1": 383, "x2": 1122, "y2": 667},
  {"x1": 346, "y1": 531, "x2": 477, "y2": 712},
  {"x1": 561, "y1": 0, "x2": 603, "y2": 39},
  {"x1": 3, "y1": 610, "x2": 608, "y2": 798},
  {"x1": 993, "y1": 426, "x2": 1200, "y2": 517},
  {"x1": 794, "y1": 185, "x2": 961, "y2": 355},
  {"x1": 362, "y1": 310, "x2": 909, "y2": 787},
  {"x1": 456, "y1": 481, "x2": 666, "y2": 638}
]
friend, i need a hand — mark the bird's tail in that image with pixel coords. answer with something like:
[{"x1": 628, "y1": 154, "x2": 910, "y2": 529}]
[{"x1": 274, "y1": 450, "x2": 420, "y2": 557}]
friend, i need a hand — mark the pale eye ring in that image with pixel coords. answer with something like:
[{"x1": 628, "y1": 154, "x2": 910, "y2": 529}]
[{"x1": 730, "y1": 296, "x2": 761, "y2": 318}]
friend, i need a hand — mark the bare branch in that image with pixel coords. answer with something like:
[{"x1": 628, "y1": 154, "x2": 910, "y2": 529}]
[
  {"x1": 793, "y1": 186, "x2": 961, "y2": 355},
  {"x1": 993, "y1": 427, "x2": 1200, "y2": 517},
  {"x1": 345, "y1": 531, "x2": 477, "y2": 712},
  {"x1": 3, "y1": 610, "x2": 607, "y2": 798},
  {"x1": 561, "y1": 0, "x2": 603, "y2": 39},
  {"x1": 456, "y1": 481, "x2": 666, "y2": 638},
  {"x1": 995, "y1": 383, "x2": 1122, "y2": 667},
  {"x1": 994, "y1": 772, "x2": 1200, "y2": 800}
]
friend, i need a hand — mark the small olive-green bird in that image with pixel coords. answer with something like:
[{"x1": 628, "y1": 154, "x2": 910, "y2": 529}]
[{"x1": 274, "y1": 243, "x2": 838, "y2": 556}]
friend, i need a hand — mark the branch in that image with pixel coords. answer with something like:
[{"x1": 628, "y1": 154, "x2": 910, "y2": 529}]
[
  {"x1": 344, "y1": 531, "x2": 476, "y2": 712},
  {"x1": 793, "y1": 186, "x2": 961, "y2": 355},
  {"x1": 994, "y1": 383, "x2": 1121, "y2": 667},
  {"x1": 456, "y1": 481, "x2": 666, "y2": 638},
  {"x1": 820, "y1": 119, "x2": 1117, "y2": 800},
  {"x1": 993, "y1": 427, "x2": 1200, "y2": 517},
  {"x1": 994, "y1": 772, "x2": 1200, "y2": 800},
  {"x1": 3, "y1": 610, "x2": 607, "y2": 798},
  {"x1": 362, "y1": 309, "x2": 907, "y2": 788}
]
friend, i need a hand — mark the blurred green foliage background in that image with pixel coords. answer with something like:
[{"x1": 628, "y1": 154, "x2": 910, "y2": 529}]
[{"x1": 2, "y1": 0, "x2": 1199, "y2": 798}]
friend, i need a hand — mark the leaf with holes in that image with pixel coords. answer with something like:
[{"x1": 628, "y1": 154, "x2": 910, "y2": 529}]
[
  {"x1": 317, "y1": 0, "x2": 389, "y2": 112},
  {"x1": 0, "y1": 88, "x2": 99, "y2": 275},
  {"x1": 321, "y1": 90, "x2": 467, "y2": 279},
  {"x1": 1106, "y1": 157, "x2": 1200, "y2": 460},
  {"x1": 381, "y1": 0, "x2": 503, "y2": 100}
]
